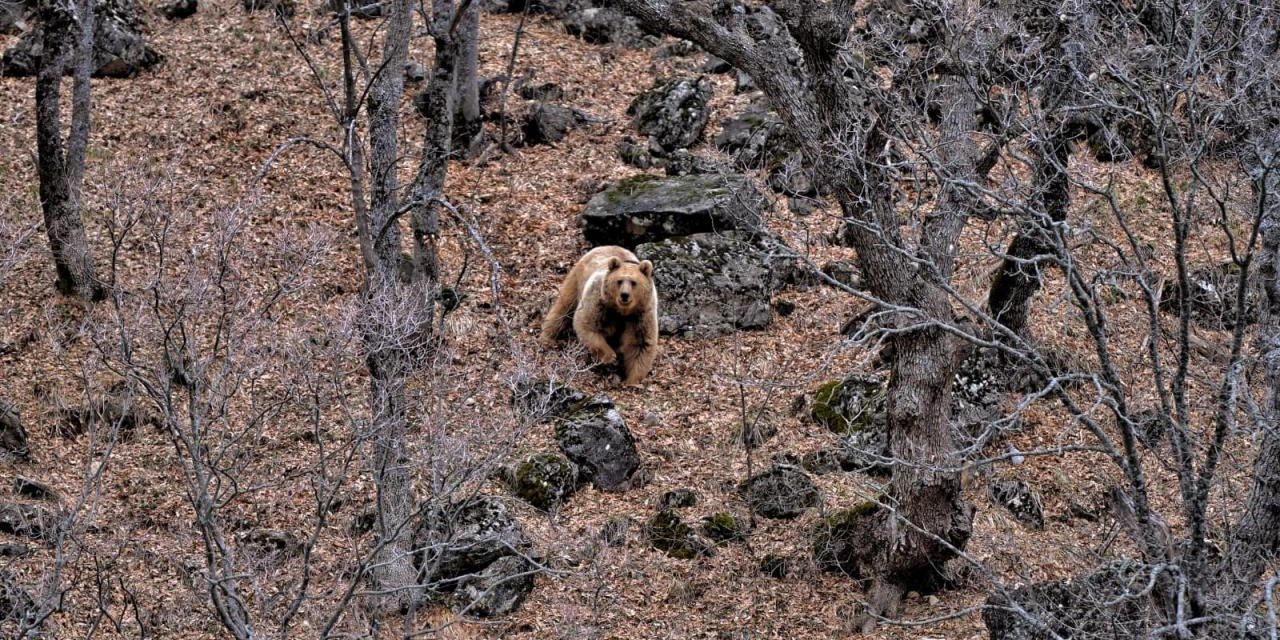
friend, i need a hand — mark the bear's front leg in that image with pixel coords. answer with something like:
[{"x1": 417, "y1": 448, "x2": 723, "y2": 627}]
[
  {"x1": 573, "y1": 309, "x2": 616, "y2": 366},
  {"x1": 619, "y1": 328, "x2": 656, "y2": 386}
]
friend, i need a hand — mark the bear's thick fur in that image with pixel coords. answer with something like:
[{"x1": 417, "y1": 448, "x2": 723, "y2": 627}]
[{"x1": 540, "y1": 246, "x2": 659, "y2": 385}]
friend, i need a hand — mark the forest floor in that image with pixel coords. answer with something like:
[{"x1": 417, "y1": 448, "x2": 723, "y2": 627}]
[{"x1": 0, "y1": 2, "x2": 1250, "y2": 638}]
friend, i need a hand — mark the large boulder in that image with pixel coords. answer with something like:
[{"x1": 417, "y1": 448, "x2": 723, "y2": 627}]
[
  {"x1": 412, "y1": 496, "x2": 529, "y2": 584},
  {"x1": 628, "y1": 76, "x2": 713, "y2": 155},
  {"x1": 984, "y1": 559, "x2": 1158, "y2": 639},
  {"x1": 715, "y1": 98, "x2": 787, "y2": 170},
  {"x1": 519, "y1": 103, "x2": 577, "y2": 146},
  {"x1": 2, "y1": 0, "x2": 161, "y2": 78},
  {"x1": 555, "y1": 396, "x2": 640, "y2": 492},
  {"x1": 450, "y1": 555, "x2": 537, "y2": 617},
  {"x1": 635, "y1": 230, "x2": 799, "y2": 338},
  {"x1": 509, "y1": 452, "x2": 578, "y2": 511},
  {"x1": 582, "y1": 174, "x2": 766, "y2": 248},
  {"x1": 739, "y1": 464, "x2": 820, "y2": 519}
]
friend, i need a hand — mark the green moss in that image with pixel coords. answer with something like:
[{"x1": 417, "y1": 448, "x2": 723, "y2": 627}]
[
  {"x1": 700, "y1": 512, "x2": 744, "y2": 543},
  {"x1": 811, "y1": 502, "x2": 880, "y2": 576},
  {"x1": 811, "y1": 376, "x2": 883, "y2": 434},
  {"x1": 512, "y1": 452, "x2": 577, "y2": 511},
  {"x1": 647, "y1": 509, "x2": 704, "y2": 559},
  {"x1": 605, "y1": 174, "x2": 665, "y2": 203}
]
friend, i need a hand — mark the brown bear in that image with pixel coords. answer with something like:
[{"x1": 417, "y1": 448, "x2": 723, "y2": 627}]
[{"x1": 540, "y1": 246, "x2": 658, "y2": 386}]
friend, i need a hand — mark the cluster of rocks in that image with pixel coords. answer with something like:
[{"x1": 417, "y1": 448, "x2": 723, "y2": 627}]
[
  {"x1": 644, "y1": 488, "x2": 748, "y2": 559},
  {"x1": 484, "y1": 0, "x2": 656, "y2": 49},
  {"x1": 1, "y1": 0, "x2": 161, "y2": 78}
]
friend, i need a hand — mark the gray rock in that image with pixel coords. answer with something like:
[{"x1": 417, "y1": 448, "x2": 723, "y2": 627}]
[
  {"x1": 0, "y1": 569, "x2": 32, "y2": 623},
  {"x1": 413, "y1": 495, "x2": 529, "y2": 584},
  {"x1": 0, "y1": 400, "x2": 29, "y2": 460},
  {"x1": 1159, "y1": 262, "x2": 1259, "y2": 330},
  {"x1": 2, "y1": 0, "x2": 162, "y2": 78},
  {"x1": 555, "y1": 396, "x2": 639, "y2": 492},
  {"x1": 659, "y1": 488, "x2": 698, "y2": 510},
  {"x1": 13, "y1": 477, "x2": 58, "y2": 503},
  {"x1": 582, "y1": 174, "x2": 766, "y2": 248},
  {"x1": 989, "y1": 479, "x2": 1044, "y2": 530},
  {"x1": 635, "y1": 231, "x2": 799, "y2": 338},
  {"x1": 520, "y1": 103, "x2": 575, "y2": 146},
  {"x1": 563, "y1": 7, "x2": 651, "y2": 48},
  {"x1": 510, "y1": 378, "x2": 585, "y2": 423},
  {"x1": 984, "y1": 559, "x2": 1157, "y2": 639},
  {"x1": 451, "y1": 555, "x2": 537, "y2": 617},
  {"x1": 628, "y1": 76, "x2": 713, "y2": 155},
  {"x1": 510, "y1": 452, "x2": 578, "y2": 510},
  {"x1": 0, "y1": 502, "x2": 59, "y2": 541},
  {"x1": 739, "y1": 465, "x2": 819, "y2": 519},
  {"x1": 715, "y1": 99, "x2": 786, "y2": 170}
]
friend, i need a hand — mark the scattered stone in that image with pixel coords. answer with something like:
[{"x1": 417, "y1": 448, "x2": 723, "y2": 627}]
[
  {"x1": 0, "y1": 569, "x2": 32, "y2": 623},
  {"x1": 659, "y1": 489, "x2": 698, "y2": 510},
  {"x1": 404, "y1": 61, "x2": 426, "y2": 83},
  {"x1": 812, "y1": 502, "x2": 881, "y2": 577},
  {"x1": 714, "y1": 98, "x2": 786, "y2": 171},
  {"x1": 810, "y1": 375, "x2": 886, "y2": 434},
  {"x1": 599, "y1": 515, "x2": 631, "y2": 547},
  {"x1": 1159, "y1": 262, "x2": 1259, "y2": 330},
  {"x1": 646, "y1": 508, "x2": 712, "y2": 559},
  {"x1": 555, "y1": 396, "x2": 640, "y2": 491},
  {"x1": 158, "y1": 0, "x2": 197, "y2": 19},
  {"x1": 700, "y1": 512, "x2": 746, "y2": 543},
  {"x1": 518, "y1": 82, "x2": 565, "y2": 102},
  {"x1": 413, "y1": 495, "x2": 529, "y2": 583},
  {"x1": 2, "y1": 0, "x2": 162, "y2": 78},
  {"x1": 984, "y1": 559, "x2": 1156, "y2": 639},
  {"x1": 0, "y1": 400, "x2": 29, "y2": 460},
  {"x1": 510, "y1": 452, "x2": 578, "y2": 511},
  {"x1": 236, "y1": 528, "x2": 302, "y2": 560},
  {"x1": 451, "y1": 555, "x2": 537, "y2": 617},
  {"x1": 739, "y1": 464, "x2": 819, "y2": 519},
  {"x1": 520, "y1": 103, "x2": 576, "y2": 146},
  {"x1": 635, "y1": 231, "x2": 800, "y2": 338},
  {"x1": 759, "y1": 552, "x2": 788, "y2": 579},
  {"x1": 13, "y1": 477, "x2": 58, "y2": 503},
  {"x1": 582, "y1": 173, "x2": 766, "y2": 248},
  {"x1": 627, "y1": 76, "x2": 713, "y2": 155},
  {"x1": 820, "y1": 261, "x2": 859, "y2": 289},
  {"x1": 989, "y1": 479, "x2": 1044, "y2": 530},
  {"x1": 0, "y1": 502, "x2": 59, "y2": 541}
]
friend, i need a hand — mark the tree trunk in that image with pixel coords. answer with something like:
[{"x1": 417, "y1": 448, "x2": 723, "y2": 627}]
[
  {"x1": 35, "y1": 0, "x2": 103, "y2": 301},
  {"x1": 454, "y1": 0, "x2": 483, "y2": 156},
  {"x1": 361, "y1": 0, "x2": 421, "y2": 612},
  {"x1": 408, "y1": 0, "x2": 459, "y2": 290},
  {"x1": 1219, "y1": 156, "x2": 1280, "y2": 615}
]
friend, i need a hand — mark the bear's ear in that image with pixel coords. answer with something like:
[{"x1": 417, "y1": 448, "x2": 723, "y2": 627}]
[
  {"x1": 639, "y1": 260, "x2": 653, "y2": 278},
  {"x1": 607, "y1": 257, "x2": 622, "y2": 271}
]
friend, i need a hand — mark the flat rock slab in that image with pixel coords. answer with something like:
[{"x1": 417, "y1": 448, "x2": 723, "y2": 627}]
[
  {"x1": 581, "y1": 174, "x2": 766, "y2": 248},
  {"x1": 635, "y1": 230, "x2": 799, "y2": 338}
]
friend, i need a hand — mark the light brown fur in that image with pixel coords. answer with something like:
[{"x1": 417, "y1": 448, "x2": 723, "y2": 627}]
[{"x1": 540, "y1": 246, "x2": 659, "y2": 385}]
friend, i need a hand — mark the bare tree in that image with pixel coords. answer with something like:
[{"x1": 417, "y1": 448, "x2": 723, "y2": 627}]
[{"x1": 34, "y1": 0, "x2": 103, "y2": 300}]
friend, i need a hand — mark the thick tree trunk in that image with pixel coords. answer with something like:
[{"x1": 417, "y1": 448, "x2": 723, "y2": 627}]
[
  {"x1": 408, "y1": 0, "x2": 459, "y2": 290},
  {"x1": 1219, "y1": 158, "x2": 1280, "y2": 615},
  {"x1": 35, "y1": 0, "x2": 103, "y2": 301},
  {"x1": 454, "y1": 0, "x2": 483, "y2": 156}
]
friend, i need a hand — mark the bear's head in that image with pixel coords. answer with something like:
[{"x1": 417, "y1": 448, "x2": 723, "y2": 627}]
[{"x1": 603, "y1": 257, "x2": 653, "y2": 315}]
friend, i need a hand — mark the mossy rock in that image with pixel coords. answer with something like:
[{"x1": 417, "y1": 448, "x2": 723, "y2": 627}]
[
  {"x1": 646, "y1": 509, "x2": 712, "y2": 559},
  {"x1": 739, "y1": 465, "x2": 820, "y2": 519},
  {"x1": 510, "y1": 452, "x2": 578, "y2": 511},
  {"x1": 811, "y1": 375, "x2": 886, "y2": 434},
  {"x1": 812, "y1": 502, "x2": 881, "y2": 577},
  {"x1": 700, "y1": 512, "x2": 746, "y2": 543}
]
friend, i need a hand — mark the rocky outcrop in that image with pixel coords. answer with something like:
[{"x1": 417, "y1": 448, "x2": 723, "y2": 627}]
[
  {"x1": 628, "y1": 76, "x2": 712, "y2": 156},
  {"x1": 555, "y1": 396, "x2": 640, "y2": 492},
  {"x1": 635, "y1": 231, "x2": 800, "y2": 338},
  {"x1": 413, "y1": 496, "x2": 529, "y2": 585},
  {"x1": 2, "y1": 0, "x2": 162, "y2": 78},
  {"x1": 582, "y1": 174, "x2": 766, "y2": 248}
]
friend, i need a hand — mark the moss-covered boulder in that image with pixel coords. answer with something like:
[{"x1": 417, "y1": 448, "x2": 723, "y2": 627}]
[
  {"x1": 635, "y1": 231, "x2": 801, "y2": 338},
  {"x1": 700, "y1": 512, "x2": 746, "y2": 543},
  {"x1": 811, "y1": 375, "x2": 886, "y2": 434},
  {"x1": 646, "y1": 509, "x2": 712, "y2": 559},
  {"x1": 556, "y1": 396, "x2": 639, "y2": 492},
  {"x1": 582, "y1": 174, "x2": 766, "y2": 248},
  {"x1": 812, "y1": 502, "x2": 881, "y2": 577},
  {"x1": 510, "y1": 452, "x2": 578, "y2": 511},
  {"x1": 739, "y1": 465, "x2": 820, "y2": 519}
]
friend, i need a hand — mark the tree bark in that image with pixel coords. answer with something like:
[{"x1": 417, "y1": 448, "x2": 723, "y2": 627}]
[
  {"x1": 35, "y1": 0, "x2": 103, "y2": 301},
  {"x1": 454, "y1": 0, "x2": 483, "y2": 156}
]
